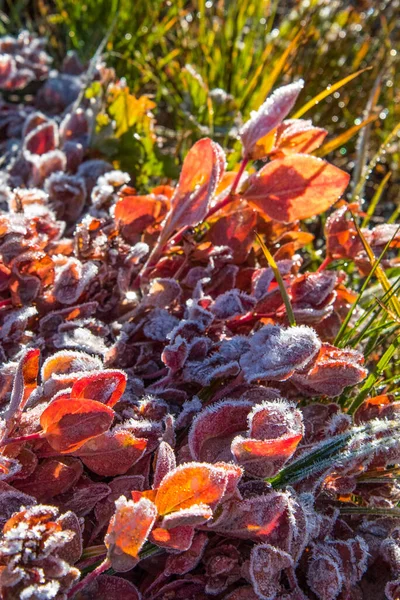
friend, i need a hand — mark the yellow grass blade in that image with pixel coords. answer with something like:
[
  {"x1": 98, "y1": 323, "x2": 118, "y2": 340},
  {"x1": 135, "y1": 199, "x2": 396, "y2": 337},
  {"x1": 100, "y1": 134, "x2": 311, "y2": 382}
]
[
  {"x1": 315, "y1": 115, "x2": 378, "y2": 158},
  {"x1": 255, "y1": 233, "x2": 296, "y2": 326},
  {"x1": 352, "y1": 216, "x2": 400, "y2": 319},
  {"x1": 292, "y1": 67, "x2": 371, "y2": 119},
  {"x1": 362, "y1": 171, "x2": 392, "y2": 227}
]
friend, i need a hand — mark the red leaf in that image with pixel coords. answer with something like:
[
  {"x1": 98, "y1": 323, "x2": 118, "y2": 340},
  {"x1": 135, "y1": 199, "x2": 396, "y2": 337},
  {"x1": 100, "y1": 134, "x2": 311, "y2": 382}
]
[
  {"x1": 75, "y1": 430, "x2": 147, "y2": 476},
  {"x1": 24, "y1": 121, "x2": 58, "y2": 155},
  {"x1": 188, "y1": 400, "x2": 252, "y2": 462},
  {"x1": 153, "y1": 441, "x2": 176, "y2": 489},
  {"x1": 242, "y1": 154, "x2": 350, "y2": 223},
  {"x1": 13, "y1": 457, "x2": 83, "y2": 500},
  {"x1": 165, "y1": 532, "x2": 208, "y2": 576},
  {"x1": 231, "y1": 434, "x2": 302, "y2": 478},
  {"x1": 41, "y1": 350, "x2": 102, "y2": 382},
  {"x1": 161, "y1": 138, "x2": 225, "y2": 238},
  {"x1": 82, "y1": 575, "x2": 141, "y2": 600},
  {"x1": 40, "y1": 398, "x2": 115, "y2": 453},
  {"x1": 207, "y1": 206, "x2": 257, "y2": 263},
  {"x1": 291, "y1": 343, "x2": 367, "y2": 397},
  {"x1": 4, "y1": 348, "x2": 40, "y2": 432},
  {"x1": 150, "y1": 525, "x2": 195, "y2": 552},
  {"x1": 70, "y1": 370, "x2": 127, "y2": 407},
  {"x1": 160, "y1": 504, "x2": 213, "y2": 529},
  {"x1": 211, "y1": 492, "x2": 288, "y2": 542},
  {"x1": 250, "y1": 543, "x2": 293, "y2": 600}
]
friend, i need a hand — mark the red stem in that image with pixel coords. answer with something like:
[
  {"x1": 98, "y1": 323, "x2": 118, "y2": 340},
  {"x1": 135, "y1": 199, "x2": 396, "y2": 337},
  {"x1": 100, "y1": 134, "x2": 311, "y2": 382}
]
[
  {"x1": 317, "y1": 256, "x2": 332, "y2": 272},
  {"x1": 1, "y1": 431, "x2": 43, "y2": 446},
  {"x1": 205, "y1": 156, "x2": 249, "y2": 221},
  {"x1": 67, "y1": 557, "x2": 111, "y2": 599},
  {"x1": 76, "y1": 553, "x2": 107, "y2": 571}
]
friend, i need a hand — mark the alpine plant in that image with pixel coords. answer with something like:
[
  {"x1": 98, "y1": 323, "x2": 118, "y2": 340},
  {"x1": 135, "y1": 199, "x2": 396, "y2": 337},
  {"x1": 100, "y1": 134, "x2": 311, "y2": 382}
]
[{"x1": 0, "y1": 31, "x2": 398, "y2": 600}]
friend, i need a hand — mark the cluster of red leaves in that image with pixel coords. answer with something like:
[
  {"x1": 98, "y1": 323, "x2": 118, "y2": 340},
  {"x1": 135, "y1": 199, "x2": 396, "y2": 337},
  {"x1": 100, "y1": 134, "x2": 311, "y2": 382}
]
[{"x1": 0, "y1": 32, "x2": 399, "y2": 600}]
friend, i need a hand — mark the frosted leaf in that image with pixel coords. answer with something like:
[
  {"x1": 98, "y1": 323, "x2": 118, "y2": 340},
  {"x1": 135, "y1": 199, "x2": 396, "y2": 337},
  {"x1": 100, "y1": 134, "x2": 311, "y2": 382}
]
[
  {"x1": 82, "y1": 575, "x2": 141, "y2": 600},
  {"x1": 59, "y1": 108, "x2": 90, "y2": 145},
  {"x1": 249, "y1": 543, "x2": 293, "y2": 600},
  {"x1": 24, "y1": 121, "x2": 58, "y2": 156},
  {"x1": 77, "y1": 159, "x2": 113, "y2": 194},
  {"x1": 143, "y1": 309, "x2": 179, "y2": 343},
  {"x1": 219, "y1": 336, "x2": 251, "y2": 361},
  {"x1": 307, "y1": 547, "x2": 343, "y2": 600},
  {"x1": 248, "y1": 400, "x2": 304, "y2": 440},
  {"x1": 160, "y1": 504, "x2": 212, "y2": 529},
  {"x1": 291, "y1": 343, "x2": 367, "y2": 397},
  {"x1": 53, "y1": 258, "x2": 98, "y2": 305},
  {"x1": 0, "y1": 306, "x2": 37, "y2": 341},
  {"x1": 44, "y1": 172, "x2": 86, "y2": 223},
  {"x1": 19, "y1": 580, "x2": 60, "y2": 600},
  {"x1": 175, "y1": 396, "x2": 202, "y2": 430},
  {"x1": 188, "y1": 399, "x2": 252, "y2": 462},
  {"x1": 185, "y1": 300, "x2": 214, "y2": 330},
  {"x1": 183, "y1": 356, "x2": 240, "y2": 385},
  {"x1": 26, "y1": 150, "x2": 67, "y2": 186},
  {"x1": 41, "y1": 350, "x2": 103, "y2": 382},
  {"x1": 240, "y1": 325, "x2": 321, "y2": 382},
  {"x1": 97, "y1": 170, "x2": 130, "y2": 188},
  {"x1": 105, "y1": 496, "x2": 157, "y2": 572},
  {"x1": 153, "y1": 441, "x2": 176, "y2": 488},
  {"x1": 210, "y1": 290, "x2": 256, "y2": 320},
  {"x1": 239, "y1": 80, "x2": 304, "y2": 160},
  {"x1": 164, "y1": 532, "x2": 208, "y2": 576},
  {"x1": 211, "y1": 491, "x2": 290, "y2": 543},
  {"x1": 291, "y1": 271, "x2": 337, "y2": 306},
  {"x1": 144, "y1": 278, "x2": 181, "y2": 308}
]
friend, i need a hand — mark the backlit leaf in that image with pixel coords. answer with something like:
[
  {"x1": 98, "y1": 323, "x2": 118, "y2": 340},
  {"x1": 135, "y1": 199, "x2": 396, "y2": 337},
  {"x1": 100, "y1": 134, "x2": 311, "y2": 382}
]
[
  {"x1": 105, "y1": 496, "x2": 157, "y2": 571},
  {"x1": 40, "y1": 398, "x2": 115, "y2": 453},
  {"x1": 155, "y1": 462, "x2": 232, "y2": 516},
  {"x1": 243, "y1": 154, "x2": 349, "y2": 223},
  {"x1": 70, "y1": 370, "x2": 127, "y2": 407}
]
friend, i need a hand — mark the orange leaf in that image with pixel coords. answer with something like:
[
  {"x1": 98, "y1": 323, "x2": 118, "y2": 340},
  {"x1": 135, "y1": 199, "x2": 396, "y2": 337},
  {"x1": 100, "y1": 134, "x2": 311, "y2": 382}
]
[
  {"x1": 233, "y1": 435, "x2": 302, "y2": 459},
  {"x1": 155, "y1": 462, "x2": 230, "y2": 516},
  {"x1": 271, "y1": 121, "x2": 328, "y2": 157},
  {"x1": 242, "y1": 154, "x2": 349, "y2": 223},
  {"x1": 105, "y1": 496, "x2": 157, "y2": 571},
  {"x1": 231, "y1": 435, "x2": 302, "y2": 478},
  {"x1": 115, "y1": 195, "x2": 164, "y2": 238},
  {"x1": 71, "y1": 370, "x2": 127, "y2": 407},
  {"x1": 40, "y1": 398, "x2": 115, "y2": 453},
  {"x1": 20, "y1": 348, "x2": 40, "y2": 404}
]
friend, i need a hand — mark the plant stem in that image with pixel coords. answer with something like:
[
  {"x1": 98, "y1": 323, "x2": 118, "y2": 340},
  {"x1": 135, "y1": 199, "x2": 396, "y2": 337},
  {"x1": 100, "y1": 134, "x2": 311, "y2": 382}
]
[
  {"x1": 205, "y1": 156, "x2": 249, "y2": 221},
  {"x1": 317, "y1": 256, "x2": 331, "y2": 272},
  {"x1": 1, "y1": 431, "x2": 43, "y2": 446},
  {"x1": 67, "y1": 557, "x2": 111, "y2": 599}
]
